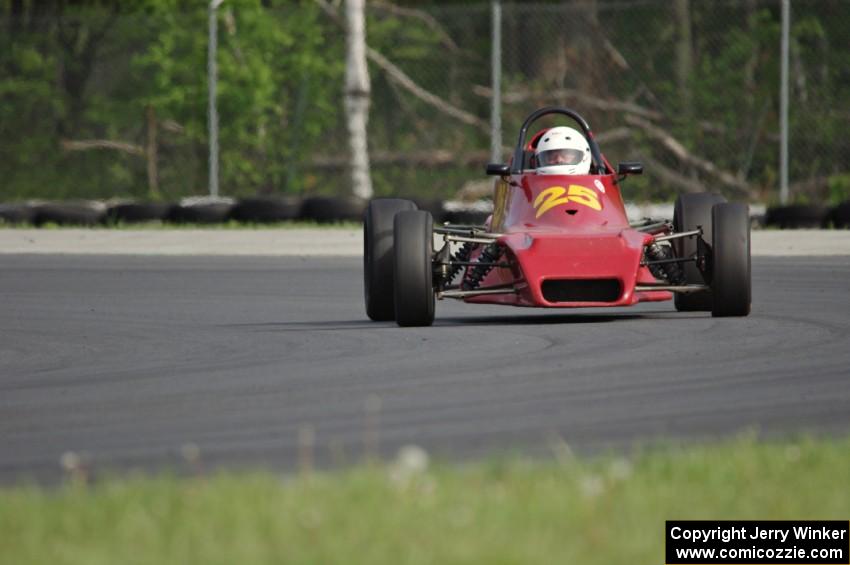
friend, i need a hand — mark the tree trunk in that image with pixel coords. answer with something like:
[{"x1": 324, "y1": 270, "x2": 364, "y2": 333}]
[
  {"x1": 674, "y1": 0, "x2": 693, "y2": 121},
  {"x1": 344, "y1": 0, "x2": 373, "y2": 200},
  {"x1": 744, "y1": 0, "x2": 758, "y2": 102},
  {"x1": 673, "y1": 0, "x2": 696, "y2": 180},
  {"x1": 146, "y1": 105, "x2": 160, "y2": 200}
]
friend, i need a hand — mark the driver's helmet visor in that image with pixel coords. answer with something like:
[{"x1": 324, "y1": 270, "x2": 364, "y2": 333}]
[{"x1": 537, "y1": 148, "x2": 585, "y2": 167}]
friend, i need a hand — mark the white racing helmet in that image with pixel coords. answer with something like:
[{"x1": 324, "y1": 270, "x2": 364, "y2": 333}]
[{"x1": 535, "y1": 126, "x2": 592, "y2": 175}]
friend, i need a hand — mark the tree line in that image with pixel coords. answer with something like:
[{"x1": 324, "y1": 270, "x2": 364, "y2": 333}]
[{"x1": 1, "y1": 0, "x2": 848, "y2": 203}]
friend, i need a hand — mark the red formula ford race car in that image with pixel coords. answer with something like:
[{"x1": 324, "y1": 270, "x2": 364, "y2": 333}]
[{"x1": 364, "y1": 107, "x2": 751, "y2": 327}]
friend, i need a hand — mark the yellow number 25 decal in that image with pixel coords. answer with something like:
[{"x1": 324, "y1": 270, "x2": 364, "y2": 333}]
[{"x1": 533, "y1": 185, "x2": 602, "y2": 218}]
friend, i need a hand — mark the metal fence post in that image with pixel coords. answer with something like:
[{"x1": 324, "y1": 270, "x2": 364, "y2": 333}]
[
  {"x1": 208, "y1": 0, "x2": 224, "y2": 198},
  {"x1": 490, "y1": 0, "x2": 502, "y2": 164},
  {"x1": 779, "y1": 0, "x2": 790, "y2": 204}
]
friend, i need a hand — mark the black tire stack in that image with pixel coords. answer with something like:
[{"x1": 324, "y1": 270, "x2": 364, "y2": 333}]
[
  {"x1": 1, "y1": 195, "x2": 363, "y2": 226},
  {"x1": 300, "y1": 196, "x2": 366, "y2": 223},
  {"x1": 168, "y1": 197, "x2": 235, "y2": 224},
  {"x1": 231, "y1": 196, "x2": 302, "y2": 223},
  {"x1": 34, "y1": 201, "x2": 107, "y2": 226},
  {"x1": 764, "y1": 204, "x2": 829, "y2": 229},
  {"x1": 829, "y1": 201, "x2": 850, "y2": 228},
  {"x1": 106, "y1": 201, "x2": 174, "y2": 224},
  {"x1": 0, "y1": 202, "x2": 39, "y2": 224}
]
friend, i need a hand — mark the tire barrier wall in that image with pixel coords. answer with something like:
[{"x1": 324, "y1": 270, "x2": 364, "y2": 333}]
[
  {"x1": 2, "y1": 198, "x2": 850, "y2": 228},
  {"x1": 34, "y1": 201, "x2": 107, "y2": 226},
  {"x1": 168, "y1": 197, "x2": 236, "y2": 224},
  {"x1": 827, "y1": 201, "x2": 850, "y2": 229},
  {"x1": 299, "y1": 196, "x2": 366, "y2": 223},
  {"x1": 764, "y1": 204, "x2": 830, "y2": 229},
  {"x1": 106, "y1": 202, "x2": 174, "y2": 223},
  {"x1": 230, "y1": 196, "x2": 302, "y2": 223}
]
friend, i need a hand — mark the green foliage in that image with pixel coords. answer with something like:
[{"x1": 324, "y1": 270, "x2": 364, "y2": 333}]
[
  {"x1": 1, "y1": 1, "x2": 341, "y2": 200},
  {"x1": 2, "y1": 1, "x2": 850, "y2": 202},
  {"x1": 827, "y1": 174, "x2": 850, "y2": 204},
  {"x1": 134, "y1": 0, "x2": 340, "y2": 196}
]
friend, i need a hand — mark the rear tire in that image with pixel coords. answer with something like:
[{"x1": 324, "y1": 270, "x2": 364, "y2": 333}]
[
  {"x1": 673, "y1": 192, "x2": 726, "y2": 311},
  {"x1": 711, "y1": 202, "x2": 751, "y2": 317},
  {"x1": 393, "y1": 210, "x2": 435, "y2": 327},
  {"x1": 364, "y1": 198, "x2": 417, "y2": 321}
]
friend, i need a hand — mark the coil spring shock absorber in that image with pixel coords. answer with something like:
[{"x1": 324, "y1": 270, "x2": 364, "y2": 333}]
[
  {"x1": 644, "y1": 242, "x2": 685, "y2": 285},
  {"x1": 443, "y1": 241, "x2": 474, "y2": 289},
  {"x1": 462, "y1": 243, "x2": 503, "y2": 290}
]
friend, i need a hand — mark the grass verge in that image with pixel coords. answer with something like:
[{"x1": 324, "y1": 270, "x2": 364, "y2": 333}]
[{"x1": 1, "y1": 435, "x2": 848, "y2": 565}]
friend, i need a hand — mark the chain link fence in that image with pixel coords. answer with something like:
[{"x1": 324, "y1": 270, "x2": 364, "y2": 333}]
[{"x1": 2, "y1": 0, "x2": 849, "y2": 205}]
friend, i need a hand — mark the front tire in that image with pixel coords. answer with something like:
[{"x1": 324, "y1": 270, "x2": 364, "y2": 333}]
[
  {"x1": 393, "y1": 210, "x2": 435, "y2": 327},
  {"x1": 711, "y1": 202, "x2": 751, "y2": 317},
  {"x1": 673, "y1": 192, "x2": 726, "y2": 311},
  {"x1": 364, "y1": 198, "x2": 417, "y2": 321}
]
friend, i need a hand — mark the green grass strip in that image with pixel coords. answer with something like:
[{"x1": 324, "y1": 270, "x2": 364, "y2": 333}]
[{"x1": 1, "y1": 435, "x2": 848, "y2": 564}]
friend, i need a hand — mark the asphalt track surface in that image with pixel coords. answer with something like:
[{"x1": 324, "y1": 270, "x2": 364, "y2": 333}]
[{"x1": 1, "y1": 254, "x2": 849, "y2": 483}]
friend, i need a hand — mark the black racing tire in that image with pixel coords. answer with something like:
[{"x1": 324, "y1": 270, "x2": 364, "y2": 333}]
[
  {"x1": 230, "y1": 196, "x2": 302, "y2": 223},
  {"x1": 393, "y1": 210, "x2": 435, "y2": 327},
  {"x1": 412, "y1": 197, "x2": 447, "y2": 224},
  {"x1": 364, "y1": 198, "x2": 417, "y2": 321},
  {"x1": 711, "y1": 202, "x2": 751, "y2": 317},
  {"x1": 443, "y1": 208, "x2": 491, "y2": 226},
  {"x1": 106, "y1": 201, "x2": 174, "y2": 223},
  {"x1": 0, "y1": 202, "x2": 38, "y2": 224},
  {"x1": 673, "y1": 192, "x2": 726, "y2": 311},
  {"x1": 765, "y1": 204, "x2": 829, "y2": 229},
  {"x1": 34, "y1": 200, "x2": 107, "y2": 226},
  {"x1": 829, "y1": 200, "x2": 850, "y2": 229},
  {"x1": 301, "y1": 196, "x2": 366, "y2": 223},
  {"x1": 168, "y1": 198, "x2": 234, "y2": 224}
]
